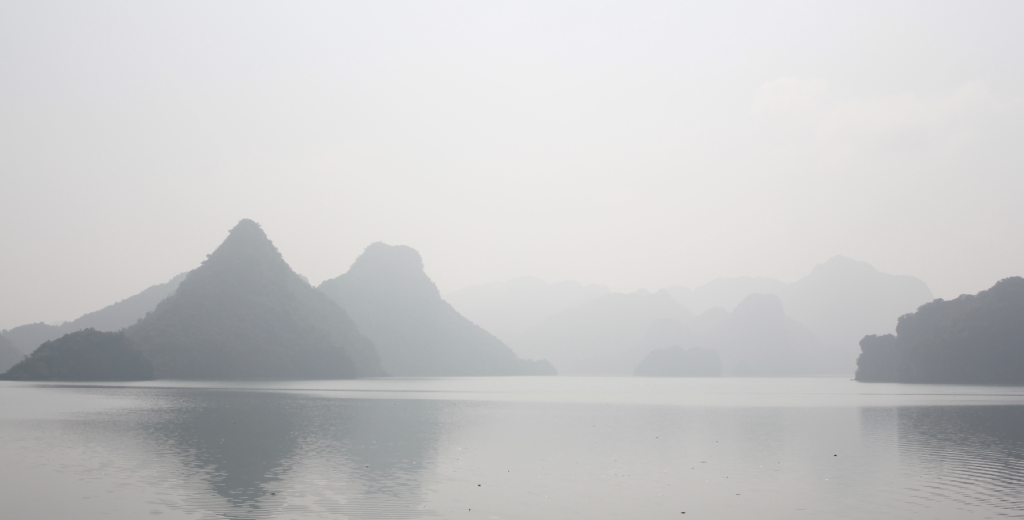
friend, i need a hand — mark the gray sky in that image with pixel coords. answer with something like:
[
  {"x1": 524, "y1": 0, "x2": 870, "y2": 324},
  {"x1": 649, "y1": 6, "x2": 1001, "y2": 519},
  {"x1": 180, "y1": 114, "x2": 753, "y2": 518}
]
[{"x1": 2, "y1": 1, "x2": 1023, "y2": 330}]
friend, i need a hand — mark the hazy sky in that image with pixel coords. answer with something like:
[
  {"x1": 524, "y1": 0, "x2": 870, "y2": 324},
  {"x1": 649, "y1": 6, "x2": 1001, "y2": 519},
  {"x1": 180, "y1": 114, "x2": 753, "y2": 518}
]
[{"x1": 2, "y1": 1, "x2": 1023, "y2": 330}]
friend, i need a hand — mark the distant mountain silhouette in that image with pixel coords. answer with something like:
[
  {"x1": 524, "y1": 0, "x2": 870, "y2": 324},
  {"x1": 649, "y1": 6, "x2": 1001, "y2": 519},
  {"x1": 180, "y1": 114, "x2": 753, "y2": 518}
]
[
  {"x1": 319, "y1": 243, "x2": 553, "y2": 376},
  {"x1": 631, "y1": 294, "x2": 824, "y2": 377},
  {"x1": 779, "y1": 256, "x2": 932, "y2": 372},
  {"x1": 634, "y1": 346, "x2": 722, "y2": 377},
  {"x1": 663, "y1": 256, "x2": 932, "y2": 374},
  {"x1": 705, "y1": 294, "x2": 821, "y2": 376},
  {"x1": 1, "y1": 329, "x2": 154, "y2": 381},
  {"x1": 856, "y1": 277, "x2": 1024, "y2": 385},
  {"x1": 510, "y1": 290, "x2": 693, "y2": 375},
  {"x1": 631, "y1": 318, "x2": 700, "y2": 360},
  {"x1": 1, "y1": 322, "x2": 60, "y2": 357},
  {"x1": 445, "y1": 277, "x2": 610, "y2": 346},
  {"x1": 665, "y1": 277, "x2": 786, "y2": 315},
  {"x1": 0, "y1": 272, "x2": 186, "y2": 355},
  {"x1": 0, "y1": 333, "x2": 22, "y2": 373},
  {"x1": 127, "y1": 219, "x2": 384, "y2": 380},
  {"x1": 70, "y1": 272, "x2": 187, "y2": 330}
]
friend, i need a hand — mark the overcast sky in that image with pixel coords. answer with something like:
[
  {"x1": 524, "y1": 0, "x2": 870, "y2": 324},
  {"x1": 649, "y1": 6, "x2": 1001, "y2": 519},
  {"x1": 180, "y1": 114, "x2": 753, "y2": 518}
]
[{"x1": 2, "y1": 1, "x2": 1023, "y2": 330}]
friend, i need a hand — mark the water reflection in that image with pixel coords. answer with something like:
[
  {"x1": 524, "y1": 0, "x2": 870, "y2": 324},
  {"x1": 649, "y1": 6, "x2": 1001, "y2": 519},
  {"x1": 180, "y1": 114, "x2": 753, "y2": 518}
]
[
  {"x1": 6, "y1": 381, "x2": 1024, "y2": 520},
  {"x1": 896, "y1": 406, "x2": 1024, "y2": 513},
  {"x1": 139, "y1": 390, "x2": 445, "y2": 519}
]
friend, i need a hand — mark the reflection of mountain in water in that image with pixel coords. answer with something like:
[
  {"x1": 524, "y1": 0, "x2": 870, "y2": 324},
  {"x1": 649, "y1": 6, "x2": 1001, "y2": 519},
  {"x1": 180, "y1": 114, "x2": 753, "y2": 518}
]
[
  {"x1": 148, "y1": 391, "x2": 303, "y2": 516},
  {"x1": 146, "y1": 390, "x2": 445, "y2": 520}
]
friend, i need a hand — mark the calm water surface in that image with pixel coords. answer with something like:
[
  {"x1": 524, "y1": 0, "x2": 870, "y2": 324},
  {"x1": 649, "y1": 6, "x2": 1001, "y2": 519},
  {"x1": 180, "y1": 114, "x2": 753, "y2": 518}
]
[{"x1": 2, "y1": 377, "x2": 1024, "y2": 519}]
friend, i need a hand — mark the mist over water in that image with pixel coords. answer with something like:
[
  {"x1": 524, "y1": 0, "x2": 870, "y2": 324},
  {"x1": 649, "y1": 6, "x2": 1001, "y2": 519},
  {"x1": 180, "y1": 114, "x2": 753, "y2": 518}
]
[
  {"x1": 3, "y1": 378, "x2": 1024, "y2": 520},
  {"x1": 3, "y1": 2, "x2": 1024, "y2": 519}
]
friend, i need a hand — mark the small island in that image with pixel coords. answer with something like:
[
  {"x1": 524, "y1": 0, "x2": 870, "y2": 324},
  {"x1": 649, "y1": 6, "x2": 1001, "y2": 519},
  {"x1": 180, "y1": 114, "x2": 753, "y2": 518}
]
[{"x1": 2, "y1": 329, "x2": 154, "y2": 381}]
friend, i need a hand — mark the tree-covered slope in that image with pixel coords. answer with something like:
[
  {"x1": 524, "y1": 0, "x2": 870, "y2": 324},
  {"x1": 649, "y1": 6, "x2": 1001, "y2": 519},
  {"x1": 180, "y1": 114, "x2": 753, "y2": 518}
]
[
  {"x1": 1, "y1": 329, "x2": 153, "y2": 381},
  {"x1": 856, "y1": 277, "x2": 1024, "y2": 385},
  {"x1": 127, "y1": 219, "x2": 384, "y2": 380}
]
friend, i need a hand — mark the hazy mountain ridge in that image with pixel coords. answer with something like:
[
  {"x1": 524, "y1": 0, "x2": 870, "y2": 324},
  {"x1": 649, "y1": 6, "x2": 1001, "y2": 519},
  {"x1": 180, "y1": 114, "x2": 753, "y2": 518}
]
[
  {"x1": 126, "y1": 219, "x2": 385, "y2": 380},
  {"x1": 662, "y1": 256, "x2": 933, "y2": 373},
  {"x1": 0, "y1": 334, "x2": 22, "y2": 373},
  {"x1": 1, "y1": 323, "x2": 62, "y2": 358},
  {"x1": 319, "y1": 242, "x2": 554, "y2": 376},
  {"x1": 69, "y1": 272, "x2": 187, "y2": 331},
  {"x1": 445, "y1": 277, "x2": 610, "y2": 346},
  {"x1": 0, "y1": 245, "x2": 933, "y2": 380},
  {"x1": 454, "y1": 256, "x2": 928, "y2": 376},
  {"x1": 631, "y1": 294, "x2": 826, "y2": 376},
  {"x1": 698, "y1": 294, "x2": 823, "y2": 376},
  {"x1": 634, "y1": 346, "x2": 722, "y2": 377},
  {"x1": 665, "y1": 277, "x2": 787, "y2": 315},
  {"x1": 856, "y1": 276, "x2": 1024, "y2": 385},
  {"x1": 778, "y1": 256, "x2": 933, "y2": 371},
  {"x1": 1, "y1": 272, "x2": 186, "y2": 355},
  {"x1": 509, "y1": 290, "x2": 693, "y2": 375}
]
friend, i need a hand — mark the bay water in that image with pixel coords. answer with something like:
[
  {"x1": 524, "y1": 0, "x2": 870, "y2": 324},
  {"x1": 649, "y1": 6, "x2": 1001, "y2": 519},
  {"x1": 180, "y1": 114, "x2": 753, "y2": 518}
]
[{"x1": 2, "y1": 377, "x2": 1023, "y2": 519}]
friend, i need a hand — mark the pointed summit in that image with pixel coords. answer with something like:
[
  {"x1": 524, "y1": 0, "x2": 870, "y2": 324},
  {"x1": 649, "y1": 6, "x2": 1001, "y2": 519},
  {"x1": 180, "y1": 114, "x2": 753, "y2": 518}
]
[
  {"x1": 128, "y1": 219, "x2": 385, "y2": 379},
  {"x1": 319, "y1": 242, "x2": 552, "y2": 376}
]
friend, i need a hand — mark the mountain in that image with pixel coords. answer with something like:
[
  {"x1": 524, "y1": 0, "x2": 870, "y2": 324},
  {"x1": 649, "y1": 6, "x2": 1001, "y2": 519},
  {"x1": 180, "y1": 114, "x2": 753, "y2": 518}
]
[
  {"x1": 0, "y1": 333, "x2": 22, "y2": 373},
  {"x1": 0, "y1": 272, "x2": 186, "y2": 355},
  {"x1": 1, "y1": 329, "x2": 154, "y2": 381},
  {"x1": 663, "y1": 256, "x2": 933, "y2": 374},
  {"x1": 704, "y1": 294, "x2": 822, "y2": 376},
  {"x1": 2, "y1": 323, "x2": 61, "y2": 357},
  {"x1": 68, "y1": 272, "x2": 187, "y2": 331},
  {"x1": 127, "y1": 219, "x2": 384, "y2": 380},
  {"x1": 445, "y1": 277, "x2": 610, "y2": 346},
  {"x1": 634, "y1": 346, "x2": 722, "y2": 377},
  {"x1": 856, "y1": 277, "x2": 1024, "y2": 385},
  {"x1": 510, "y1": 290, "x2": 693, "y2": 375},
  {"x1": 664, "y1": 277, "x2": 786, "y2": 315},
  {"x1": 318, "y1": 242, "x2": 552, "y2": 376},
  {"x1": 778, "y1": 256, "x2": 933, "y2": 372},
  {"x1": 630, "y1": 294, "x2": 825, "y2": 377}
]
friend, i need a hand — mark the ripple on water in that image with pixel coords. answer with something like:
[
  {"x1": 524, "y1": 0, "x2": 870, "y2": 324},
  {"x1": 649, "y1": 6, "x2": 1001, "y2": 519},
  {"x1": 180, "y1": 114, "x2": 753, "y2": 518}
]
[{"x1": 4, "y1": 381, "x2": 1024, "y2": 520}]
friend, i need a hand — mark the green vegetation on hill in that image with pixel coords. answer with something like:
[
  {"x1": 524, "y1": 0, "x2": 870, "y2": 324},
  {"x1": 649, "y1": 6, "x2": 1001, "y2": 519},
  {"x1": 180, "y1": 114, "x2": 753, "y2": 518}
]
[
  {"x1": 856, "y1": 277, "x2": 1024, "y2": 385},
  {"x1": 2, "y1": 329, "x2": 153, "y2": 381},
  {"x1": 319, "y1": 242, "x2": 550, "y2": 376},
  {"x1": 127, "y1": 219, "x2": 385, "y2": 380}
]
